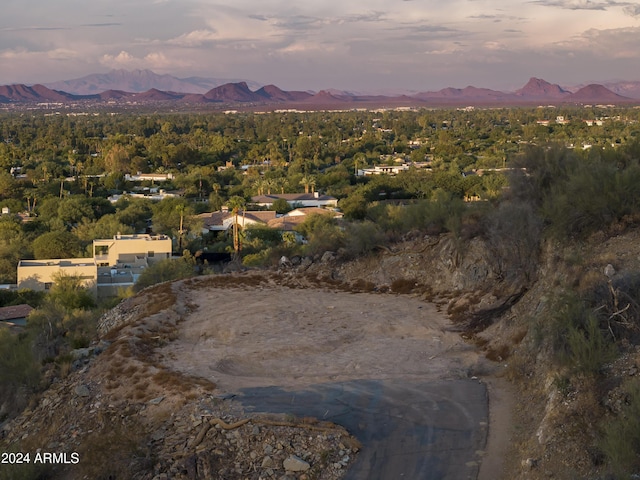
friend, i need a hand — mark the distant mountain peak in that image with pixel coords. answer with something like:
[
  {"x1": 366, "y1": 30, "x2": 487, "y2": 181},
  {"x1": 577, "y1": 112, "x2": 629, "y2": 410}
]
[
  {"x1": 516, "y1": 77, "x2": 569, "y2": 98},
  {"x1": 567, "y1": 84, "x2": 631, "y2": 103}
]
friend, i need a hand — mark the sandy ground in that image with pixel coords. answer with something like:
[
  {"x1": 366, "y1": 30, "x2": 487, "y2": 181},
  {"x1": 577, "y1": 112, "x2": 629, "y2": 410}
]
[{"x1": 160, "y1": 284, "x2": 511, "y2": 478}]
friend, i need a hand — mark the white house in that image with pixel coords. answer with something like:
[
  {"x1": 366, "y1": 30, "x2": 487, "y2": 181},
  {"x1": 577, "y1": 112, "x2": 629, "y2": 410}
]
[{"x1": 251, "y1": 193, "x2": 338, "y2": 209}]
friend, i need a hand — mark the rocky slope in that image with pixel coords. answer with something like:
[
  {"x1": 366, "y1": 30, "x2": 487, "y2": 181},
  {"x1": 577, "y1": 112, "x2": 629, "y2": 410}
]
[{"x1": 0, "y1": 280, "x2": 359, "y2": 480}]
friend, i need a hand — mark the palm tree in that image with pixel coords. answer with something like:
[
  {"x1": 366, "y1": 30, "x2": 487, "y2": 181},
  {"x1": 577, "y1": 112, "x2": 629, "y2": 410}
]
[
  {"x1": 253, "y1": 178, "x2": 266, "y2": 196},
  {"x1": 265, "y1": 178, "x2": 278, "y2": 195},
  {"x1": 226, "y1": 196, "x2": 246, "y2": 255},
  {"x1": 299, "y1": 174, "x2": 316, "y2": 194}
]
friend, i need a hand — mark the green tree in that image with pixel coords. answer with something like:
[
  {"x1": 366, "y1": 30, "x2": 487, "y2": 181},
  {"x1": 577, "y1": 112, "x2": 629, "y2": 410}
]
[
  {"x1": 32, "y1": 231, "x2": 83, "y2": 259},
  {"x1": 271, "y1": 198, "x2": 292, "y2": 214}
]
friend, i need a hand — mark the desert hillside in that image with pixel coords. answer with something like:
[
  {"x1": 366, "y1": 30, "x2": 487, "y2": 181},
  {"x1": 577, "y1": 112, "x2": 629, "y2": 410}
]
[{"x1": 3, "y1": 225, "x2": 640, "y2": 479}]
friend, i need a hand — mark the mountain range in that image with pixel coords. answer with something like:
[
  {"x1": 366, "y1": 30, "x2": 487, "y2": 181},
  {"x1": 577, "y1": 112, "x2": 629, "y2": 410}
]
[
  {"x1": 1, "y1": 71, "x2": 638, "y2": 108},
  {"x1": 44, "y1": 69, "x2": 262, "y2": 95}
]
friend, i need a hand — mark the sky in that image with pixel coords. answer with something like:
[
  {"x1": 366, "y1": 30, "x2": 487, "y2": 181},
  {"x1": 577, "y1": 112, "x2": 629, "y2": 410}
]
[{"x1": 1, "y1": 0, "x2": 640, "y2": 92}]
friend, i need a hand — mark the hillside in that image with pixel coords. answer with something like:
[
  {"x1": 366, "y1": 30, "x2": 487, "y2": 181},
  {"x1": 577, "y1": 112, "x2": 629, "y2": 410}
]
[{"x1": 5, "y1": 220, "x2": 640, "y2": 478}]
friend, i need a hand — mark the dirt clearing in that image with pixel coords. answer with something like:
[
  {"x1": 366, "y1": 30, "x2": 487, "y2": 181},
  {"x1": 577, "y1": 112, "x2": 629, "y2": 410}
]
[{"x1": 161, "y1": 284, "x2": 485, "y2": 391}]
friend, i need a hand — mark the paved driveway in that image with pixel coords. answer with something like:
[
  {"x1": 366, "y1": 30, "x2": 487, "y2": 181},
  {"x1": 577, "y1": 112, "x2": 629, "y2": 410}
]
[{"x1": 238, "y1": 378, "x2": 488, "y2": 480}]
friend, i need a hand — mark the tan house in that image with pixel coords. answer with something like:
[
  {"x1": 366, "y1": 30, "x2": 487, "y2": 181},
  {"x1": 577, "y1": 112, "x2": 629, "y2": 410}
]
[
  {"x1": 93, "y1": 234, "x2": 172, "y2": 267},
  {"x1": 18, "y1": 234, "x2": 173, "y2": 299},
  {"x1": 17, "y1": 258, "x2": 98, "y2": 296}
]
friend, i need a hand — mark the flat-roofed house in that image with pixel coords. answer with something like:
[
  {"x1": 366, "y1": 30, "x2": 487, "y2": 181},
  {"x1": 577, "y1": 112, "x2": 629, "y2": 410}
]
[
  {"x1": 92, "y1": 234, "x2": 172, "y2": 267},
  {"x1": 251, "y1": 193, "x2": 338, "y2": 209},
  {"x1": 17, "y1": 258, "x2": 98, "y2": 296}
]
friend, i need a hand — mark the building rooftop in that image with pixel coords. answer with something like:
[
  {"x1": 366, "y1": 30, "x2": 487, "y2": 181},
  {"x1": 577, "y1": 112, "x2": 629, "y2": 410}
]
[
  {"x1": 0, "y1": 304, "x2": 33, "y2": 322},
  {"x1": 18, "y1": 258, "x2": 96, "y2": 267}
]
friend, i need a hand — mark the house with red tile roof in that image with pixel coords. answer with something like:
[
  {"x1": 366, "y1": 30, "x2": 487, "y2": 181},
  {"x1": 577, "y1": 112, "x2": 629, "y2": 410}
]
[{"x1": 196, "y1": 210, "x2": 277, "y2": 233}]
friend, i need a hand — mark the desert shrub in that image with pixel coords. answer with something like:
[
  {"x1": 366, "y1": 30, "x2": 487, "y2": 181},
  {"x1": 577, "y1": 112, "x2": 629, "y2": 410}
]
[
  {"x1": 134, "y1": 257, "x2": 195, "y2": 291},
  {"x1": 0, "y1": 330, "x2": 40, "y2": 389},
  {"x1": 242, "y1": 250, "x2": 270, "y2": 267},
  {"x1": 600, "y1": 379, "x2": 640, "y2": 478},
  {"x1": 565, "y1": 315, "x2": 617, "y2": 374},
  {"x1": 548, "y1": 293, "x2": 616, "y2": 375},
  {"x1": 0, "y1": 330, "x2": 41, "y2": 420},
  {"x1": 295, "y1": 214, "x2": 345, "y2": 255},
  {"x1": 390, "y1": 278, "x2": 420, "y2": 294},
  {"x1": 401, "y1": 191, "x2": 466, "y2": 234},
  {"x1": 0, "y1": 289, "x2": 46, "y2": 309},
  {"x1": 343, "y1": 221, "x2": 385, "y2": 258},
  {"x1": 512, "y1": 143, "x2": 640, "y2": 240},
  {"x1": 0, "y1": 456, "x2": 52, "y2": 480},
  {"x1": 74, "y1": 421, "x2": 153, "y2": 480},
  {"x1": 484, "y1": 200, "x2": 543, "y2": 284},
  {"x1": 47, "y1": 272, "x2": 96, "y2": 310},
  {"x1": 367, "y1": 192, "x2": 466, "y2": 238},
  {"x1": 242, "y1": 225, "x2": 282, "y2": 255}
]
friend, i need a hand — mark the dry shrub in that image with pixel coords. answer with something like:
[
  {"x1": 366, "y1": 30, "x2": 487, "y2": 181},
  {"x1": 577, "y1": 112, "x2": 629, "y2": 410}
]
[
  {"x1": 75, "y1": 420, "x2": 153, "y2": 480},
  {"x1": 390, "y1": 278, "x2": 419, "y2": 294},
  {"x1": 136, "y1": 285, "x2": 175, "y2": 320},
  {"x1": 511, "y1": 328, "x2": 528, "y2": 345},
  {"x1": 152, "y1": 368, "x2": 215, "y2": 392},
  {"x1": 485, "y1": 344, "x2": 511, "y2": 361},
  {"x1": 349, "y1": 278, "x2": 377, "y2": 293},
  {"x1": 190, "y1": 273, "x2": 268, "y2": 290},
  {"x1": 577, "y1": 269, "x2": 606, "y2": 295}
]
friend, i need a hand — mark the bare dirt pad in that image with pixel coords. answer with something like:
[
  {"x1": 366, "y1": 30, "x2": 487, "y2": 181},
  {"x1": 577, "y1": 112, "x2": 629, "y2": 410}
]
[
  {"x1": 158, "y1": 281, "x2": 506, "y2": 479},
  {"x1": 161, "y1": 285, "x2": 484, "y2": 391}
]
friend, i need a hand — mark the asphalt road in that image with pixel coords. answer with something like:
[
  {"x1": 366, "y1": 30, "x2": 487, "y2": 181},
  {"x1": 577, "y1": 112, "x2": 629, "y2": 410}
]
[{"x1": 238, "y1": 378, "x2": 488, "y2": 480}]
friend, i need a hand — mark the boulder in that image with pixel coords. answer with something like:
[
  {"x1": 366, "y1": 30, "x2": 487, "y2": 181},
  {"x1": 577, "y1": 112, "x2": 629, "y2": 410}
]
[{"x1": 283, "y1": 455, "x2": 310, "y2": 472}]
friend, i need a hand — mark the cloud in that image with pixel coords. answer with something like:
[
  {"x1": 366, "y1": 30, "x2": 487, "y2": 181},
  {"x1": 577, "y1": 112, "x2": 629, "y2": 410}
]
[
  {"x1": 530, "y1": 0, "x2": 629, "y2": 10},
  {"x1": 0, "y1": 47, "x2": 78, "y2": 61},
  {"x1": 539, "y1": 25, "x2": 640, "y2": 61},
  {"x1": 339, "y1": 12, "x2": 386, "y2": 23},
  {"x1": 272, "y1": 15, "x2": 325, "y2": 31},
  {"x1": 0, "y1": 26, "x2": 69, "y2": 32},
  {"x1": 166, "y1": 29, "x2": 218, "y2": 47},
  {"x1": 623, "y1": 5, "x2": 640, "y2": 16},
  {"x1": 100, "y1": 50, "x2": 181, "y2": 70},
  {"x1": 80, "y1": 23, "x2": 122, "y2": 28}
]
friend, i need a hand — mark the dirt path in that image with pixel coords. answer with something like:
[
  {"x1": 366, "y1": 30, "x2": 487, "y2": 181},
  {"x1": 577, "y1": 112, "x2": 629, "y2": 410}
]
[{"x1": 160, "y1": 283, "x2": 507, "y2": 478}]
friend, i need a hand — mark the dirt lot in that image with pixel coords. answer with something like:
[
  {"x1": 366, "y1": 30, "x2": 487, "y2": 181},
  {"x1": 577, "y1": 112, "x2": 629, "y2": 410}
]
[
  {"x1": 156, "y1": 276, "x2": 510, "y2": 479},
  {"x1": 162, "y1": 282, "x2": 484, "y2": 390}
]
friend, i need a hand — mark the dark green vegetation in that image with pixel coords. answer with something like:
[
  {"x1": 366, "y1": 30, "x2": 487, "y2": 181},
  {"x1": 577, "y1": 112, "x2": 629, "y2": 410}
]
[{"x1": 2, "y1": 106, "x2": 640, "y2": 477}]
